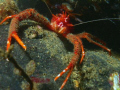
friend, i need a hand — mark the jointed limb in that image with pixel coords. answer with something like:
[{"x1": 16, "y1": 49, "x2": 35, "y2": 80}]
[{"x1": 77, "y1": 32, "x2": 111, "y2": 55}]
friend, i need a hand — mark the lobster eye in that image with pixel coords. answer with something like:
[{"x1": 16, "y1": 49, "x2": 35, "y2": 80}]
[{"x1": 64, "y1": 17, "x2": 68, "y2": 22}]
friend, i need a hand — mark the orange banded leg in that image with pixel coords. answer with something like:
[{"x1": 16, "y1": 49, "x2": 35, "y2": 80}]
[
  {"x1": 86, "y1": 35, "x2": 111, "y2": 55},
  {"x1": 76, "y1": 37, "x2": 85, "y2": 64},
  {"x1": 6, "y1": 31, "x2": 26, "y2": 51},
  {"x1": 54, "y1": 34, "x2": 82, "y2": 90},
  {"x1": 54, "y1": 63, "x2": 74, "y2": 90},
  {"x1": 77, "y1": 32, "x2": 111, "y2": 55},
  {"x1": 0, "y1": 15, "x2": 17, "y2": 25}
]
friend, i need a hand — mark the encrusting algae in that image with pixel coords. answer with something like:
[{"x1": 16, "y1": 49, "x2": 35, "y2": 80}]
[{"x1": 0, "y1": 0, "x2": 19, "y2": 23}]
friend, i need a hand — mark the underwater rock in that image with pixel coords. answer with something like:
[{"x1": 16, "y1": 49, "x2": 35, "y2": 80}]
[
  {"x1": 79, "y1": 51, "x2": 120, "y2": 90},
  {"x1": 0, "y1": 21, "x2": 120, "y2": 90},
  {"x1": 0, "y1": 24, "x2": 75, "y2": 90},
  {"x1": 0, "y1": 0, "x2": 19, "y2": 22}
]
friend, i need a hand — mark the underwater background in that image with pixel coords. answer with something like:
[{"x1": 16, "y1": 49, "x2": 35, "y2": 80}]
[{"x1": 0, "y1": 0, "x2": 120, "y2": 90}]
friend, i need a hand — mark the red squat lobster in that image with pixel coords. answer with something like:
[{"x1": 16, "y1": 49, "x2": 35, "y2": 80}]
[{"x1": 0, "y1": 9, "x2": 111, "y2": 89}]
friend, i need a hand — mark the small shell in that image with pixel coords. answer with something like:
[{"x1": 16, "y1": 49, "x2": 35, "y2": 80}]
[
  {"x1": 21, "y1": 81, "x2": 40, "y2": 90},
  {"x1": 109, "y1": 72, "x2": 120, "y2": 90},
  {"x1": 13, "y1": 68, "x2": 21, "y2": 76},
  {"x1": 73, "y1": 80, "x2": 79, "y2": 88},
  {"x1": 26, "y1": 60, "x2": 36, "y2": 76}
]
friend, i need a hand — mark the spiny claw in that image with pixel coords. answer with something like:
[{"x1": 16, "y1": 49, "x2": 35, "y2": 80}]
[{"x1": 6, "y1": 31, "x2": 26, "y2": 51}]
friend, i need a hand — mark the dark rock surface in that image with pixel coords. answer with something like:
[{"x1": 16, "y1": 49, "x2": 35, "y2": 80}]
[
  {"x1": 0, "y1": 24, "x2": 75, "y2": 90},
  {"x1": 0, "y1": 22, "x2": 120, "y2": 90}
]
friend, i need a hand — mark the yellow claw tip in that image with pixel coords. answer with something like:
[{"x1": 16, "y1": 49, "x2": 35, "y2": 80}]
[
  {"x1": 6, "y1": 58, "x2": 9, "y2": 61},
  {"x1": 24, "y1": 47, "x2": 27, "y2": 51},
  {"x1": 54, "y1": 78, "x2": 56, "y2": 81},
  {"x1": 22, "y1": 45, "x2": 27, "y2": 51}
]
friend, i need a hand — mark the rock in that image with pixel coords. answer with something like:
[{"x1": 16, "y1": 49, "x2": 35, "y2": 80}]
[
  {"x1": 0, "y1": 21, "x2": 120, "y2": 90},
  {"x1": 79, "y1": 51, "x2": 120, "y2": 90}
]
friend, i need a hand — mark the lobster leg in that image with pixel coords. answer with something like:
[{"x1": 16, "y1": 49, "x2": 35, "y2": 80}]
[
  {"x1": 6, "y1": 31, "x2": 26, "y2": 51},
  {"x1": 0, "y1": 15, "x2": 17, "y2": 25},
  {"x1": 11, "y1": 31, "x2": 26, "y2": 50},
  {"x1": 54, "y1": 32, "x2": 110, "y2": 89},
  {"x1": 54, "y1": 64, "x2": 74, "y2": 90},
  {"x1": 76, "y1": 37, "x2": 85, "y2": 64},
  {"x1": 0, "y1": 9, "x2": 52, "y2": 51},
  {"x1": 77, "y1": 32, "x2": 111, "y2": 55},
  {"x1": 54, "y1": 34, "x2": 82, "y2": 90}
]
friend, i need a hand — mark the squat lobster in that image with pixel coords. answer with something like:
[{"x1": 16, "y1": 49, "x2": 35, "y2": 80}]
[{"x1": 0, "y1": 8, "x2": 111, "y2": 90}]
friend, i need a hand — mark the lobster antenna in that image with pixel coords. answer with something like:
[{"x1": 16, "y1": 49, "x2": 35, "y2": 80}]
[
  {"x1": 73, "y1": 18, "x2": 120, "y2": 26},
  {"x1": 43, "y1": 0, "x2": 53, "y2": 15}
]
